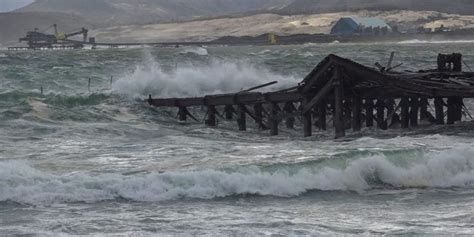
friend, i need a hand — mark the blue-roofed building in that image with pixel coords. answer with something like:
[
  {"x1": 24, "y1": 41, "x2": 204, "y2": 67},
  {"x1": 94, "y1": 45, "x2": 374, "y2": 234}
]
[{"x1": 330, "y1": 17, "x2": 392, "y2": 35}]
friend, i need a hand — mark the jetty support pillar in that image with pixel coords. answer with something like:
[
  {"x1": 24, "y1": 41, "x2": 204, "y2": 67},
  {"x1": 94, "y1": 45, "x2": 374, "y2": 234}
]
[
  {"x1": 237, "y1": 105, "x2": 247, "y2": 131},
  {"x1": 434, "y1": 97, "x2": 444, "y2": 124},
  {"x1": 270, "y1": 102, "x2": 280, "y2": 136},
  {"x1": 352, "y1": 96, "x2": 361, "y2": 132},
  {"x1": 206, "y1": 105, "x2": 217, "y2": 127},
  {"x1": 365, "y1": 99, "x2": 374, "y2": 127},
  {"x1": 303, "y1": 97, "x2": 312, "y2": 137},
  {"x1": 334, "y1": 77, "x2": 345, "y2": 138}
]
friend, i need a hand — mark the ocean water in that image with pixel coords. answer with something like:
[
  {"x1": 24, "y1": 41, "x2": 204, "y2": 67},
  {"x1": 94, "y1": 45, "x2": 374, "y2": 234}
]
[{"x1": 0, "y1": 42, "x2": 474, "y2": 235}]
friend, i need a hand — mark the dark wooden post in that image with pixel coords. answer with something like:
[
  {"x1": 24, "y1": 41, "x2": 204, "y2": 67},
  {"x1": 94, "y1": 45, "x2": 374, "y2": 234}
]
[
  {"x1": 447, "y1": 97, "x2": 463, "y2": 124},
  {"x1": 334, "y1": 78, "x2": 345, "y2": 138},
  {"x1": 205, "y1": 105, "x2": 217, "y2": 127},
  {"x1": 365, "y1": 99, "x2": 374, "y2": 127},
  {"x1": 270, "y1": 102, "x2": 279, "y2": 136},
  {"x1": 447, "y1": 97, "x2": 455, "y2": 125},
  {"x1": 419, "y1": 98, "x2": 428, "y2": 121},
  {"x1": 224, "y1": 105, "x2": 234, "y2": 120},
  {"x1": 409, "y1": 97, "x2": 419, "y2": 127},
  {"x1": 283, "y1": 102, "x2": 295, "y2": 129},
  {"x1": 318, "y1": 102, "x2": 327, "y2": 130},
  {"x1": 400, "y1": 97, "x2": 410, "y2": 128},
  {"x1": 434, "y1": 97, "x2": 444, "y2": 125},
  {"x1": 302, "y1": 97, "x2": 312, "y2": 137},
  {"x1": 254, "y1": 103, "x2": 264, "y2": 129},
  {"x1": 352, "y1": 96, "x2": 362, "y2": 132},
  {"x1": 237, "y1": 105, "x2": 246, "y2": 131},
  {"x1": 376, "y1": 99, "x2": 387, "y2": 130},
  {"x1": 454, "y1": 97, "x2": 463, "y2": 122},
  {"x1": 178, "y1": 106, "x2": 187, "y2": 121},
  {"x1": 344, "y1": 99, "x2": 352, "y2": 129}
]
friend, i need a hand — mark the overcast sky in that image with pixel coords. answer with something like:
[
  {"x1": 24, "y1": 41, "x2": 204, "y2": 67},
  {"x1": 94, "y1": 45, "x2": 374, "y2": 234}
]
[{"x1": 0, "y1": 0, "x2": 34, "y2": 12}]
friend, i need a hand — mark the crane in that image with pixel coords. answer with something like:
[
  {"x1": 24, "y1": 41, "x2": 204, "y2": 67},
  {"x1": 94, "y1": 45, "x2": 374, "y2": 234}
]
[{"x1": 19, "y1": 24, "x2": 89, "y2": 49}]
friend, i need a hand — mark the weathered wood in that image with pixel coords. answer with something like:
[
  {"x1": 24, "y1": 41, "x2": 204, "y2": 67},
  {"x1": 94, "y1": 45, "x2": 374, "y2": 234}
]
[
  {"x1": 409, "y1": 97, "x2": 419, "y2": 127},
  {"x1": 254, "y1": 104, "x2": 264, "y2": 129},
  {"x1": 283, "y1": 102, "x2": 295, "y2": 129},
  {"x1": 302, "y1": 78, "x2": 334, "y2": 114},
  {"x1": 317, "y1": 102, "x2": 327, "y2": 130},
  {"x1": 239, "y1": 81, "x2": 277, "y2": 93},
  {"x1": 419, "y1": 98, "x2": 428, "y2": 121},
  {"x1": 178, "y1": 106, "x2": 187, "y2": 121},
  {"x1": 434, "y1": 97, "x2": 444, "y2": 125},
  {"x1": 365, "y1": 99, "x2": 374, "y2": 127},
  {"x1": 376, "y1": 99, "x2": 387, "y2": 130},
  {"x1": 334, "y1": 76, "x2": 345, "y2": 138},
  {"x1": 242, "y1": 105, "x2": 268, "y2": 130},
  {"x1": 224, "y1": 105, "x2": 234, "y2": 120},
  {"x1": 206, "y1": 105, "x2": 217, "y2": 127},
  {"x1": 352, "y1": 96, "x2": 362, "y2": 132},
  {"x1": 400, "y1": 97, "x2": 410, "y2": 128},
  {"x1": 302, "y1": 97, "x2": 312, "y2": 137},
  {"x1": 447, "y1": 97, "x2": 455, "y2": 124},
  {"x1": 455, "y1": 97, "x2": 463, "y2": 122},
  {"x1": 270, "y1": 102, "x2": 280, "y2": 136},
  {"x1": 237, "y1": 105, "x2": 246, "y2": 131},
  {"x1": 147, "y1": 53, "x2": 474, "y2": 139}
]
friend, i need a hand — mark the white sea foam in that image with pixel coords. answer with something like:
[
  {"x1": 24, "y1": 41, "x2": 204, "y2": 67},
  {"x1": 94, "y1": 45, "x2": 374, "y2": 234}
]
[
  {"x1": 398, "y1": 39, "x2": 474, "y2": 44},
  {"x1": 113, "y1": 52, "x2": 298, "y2": 98},
  {"x1": 1, "y1": 146, "x2": 473, "y2": 205},
  {"x1": 180, "y1": 47, "x2": 209, "y2": 56}
]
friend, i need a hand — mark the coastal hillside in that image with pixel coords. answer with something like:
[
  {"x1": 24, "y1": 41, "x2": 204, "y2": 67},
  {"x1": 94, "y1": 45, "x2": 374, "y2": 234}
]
[
  {"x1": 279, "y1": 0, "x2": 474, "y2": 15},
  {"x1": 92, "y1": 10, "x2": 474, "y2": 43},
  {"x1": 17, "y1": 0, "x2": 291, "y2": 26},
  {"x1": 16, "y1": 0, "x2": 474, "y2": 27}
]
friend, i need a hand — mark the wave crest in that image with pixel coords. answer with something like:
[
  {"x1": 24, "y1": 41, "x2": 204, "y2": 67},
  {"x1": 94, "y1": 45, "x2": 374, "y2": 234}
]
[
  {"x1": 1, "y1": 146, "x2": 473, "y2": 205},
  {"x1": 112, "y1": 53, "x2": 297, "y2": 98}
]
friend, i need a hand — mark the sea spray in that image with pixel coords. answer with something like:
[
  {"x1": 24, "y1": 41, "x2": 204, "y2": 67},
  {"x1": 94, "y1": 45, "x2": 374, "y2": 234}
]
[
  {"x1": 112, "y1": 51, "x2": 298, "y2": 98},
  {"x1": 1, "y1": 146, "x2": 473, "y2": 205}
]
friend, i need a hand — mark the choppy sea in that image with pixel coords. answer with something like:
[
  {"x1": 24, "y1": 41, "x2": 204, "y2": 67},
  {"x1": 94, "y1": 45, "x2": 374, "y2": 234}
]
[{"x1": 0, "y1": 42, "x2": 473, "y2": 235}]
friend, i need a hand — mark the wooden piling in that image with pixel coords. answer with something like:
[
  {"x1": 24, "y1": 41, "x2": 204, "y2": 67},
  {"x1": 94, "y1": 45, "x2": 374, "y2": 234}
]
[
  {"x1": 318, "y1": 102, "x2": 327, "y2": 130},
  {"x1": 376, "y1": 99, "x2": 387, "y2": 130},
  {"x1": 409, "y1": 97, "x2": 419, "y2": 127},
  {"x1": 419, "y1": 98, "x2": 428, "y2": 121},
  {"x1": 454, "y1": 97, "x2": 463, "y2": 122},
  {"x1": 302, "y1": 97, "x2": 312, "y2": 137},
  {"x1": 365, "y1": 99, "x2": 374, "y2": 127},
  {"x1": 400, "y1": 97, "x2": 410, "y2": 128},
  {"x1": 237, "y1": 105, "x2": 247, "y2": 131},
  {"x1": 447, "y1": 97, "x2": 455, "y2": 124},
  {"x1": 206, "y1": 105, "x2": 217, "y2": 127},
  {"x1": 352, "y1": 96, "x2": 362, "y2": 132},
  {"x1": 224, "y1": 105, "x2": 234, "y2": 120},
  {"x1": 434, "y1": 97, "x2": 444, "y2": 124},
  {"x1": 270, "y1": 102, "x2": 279, "y2": 136},
  {"x1": 334, "y1": 78, "x2": 345, "y2": 138},
  {"x1": 178, "y1": 107, "x2": 187, "y2": 121},
  {"x1": 283, "y1": 102, "x2": 295, "y2": 129},
  {"x1": 254, "y1": 104, "x2": 264, "y2": 129}
]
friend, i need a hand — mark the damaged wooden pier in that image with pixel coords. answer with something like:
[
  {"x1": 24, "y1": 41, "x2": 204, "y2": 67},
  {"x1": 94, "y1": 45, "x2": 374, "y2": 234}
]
[{"x1": 147, "y1": 53, "x2": 474, "y2": 138}]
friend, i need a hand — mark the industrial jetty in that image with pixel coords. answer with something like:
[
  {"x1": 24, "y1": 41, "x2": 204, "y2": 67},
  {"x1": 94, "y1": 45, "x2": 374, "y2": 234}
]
[{"x1": 148, "y1": 53, "x2": 474, "y2": 139}]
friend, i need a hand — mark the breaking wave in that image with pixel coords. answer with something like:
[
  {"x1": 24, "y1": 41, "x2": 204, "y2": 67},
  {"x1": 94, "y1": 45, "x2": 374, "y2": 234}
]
[
  {"x1": 398, "y1": 39, "x2": 474, "y2": 44},
  {"x1": 1, "y1": 146, "x2": 473, "y2": 205},
  {"x1": 112, "y1": 52, "x2": 298, "y2": 98}
]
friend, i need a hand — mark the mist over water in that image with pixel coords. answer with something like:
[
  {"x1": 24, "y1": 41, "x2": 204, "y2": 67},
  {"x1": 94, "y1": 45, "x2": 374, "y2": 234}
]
[
  {"x1": 113, "y1": 49, "x2": 298, "y2": 98},
  {"x1": 1, "y1": 43, "x2": 474, "y2": 235}
]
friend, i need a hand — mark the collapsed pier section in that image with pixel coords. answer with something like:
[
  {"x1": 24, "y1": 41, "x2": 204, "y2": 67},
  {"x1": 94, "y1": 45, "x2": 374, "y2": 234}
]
[{"x1": 148, "y1": 53, "x2": 474, "y2": 138}]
